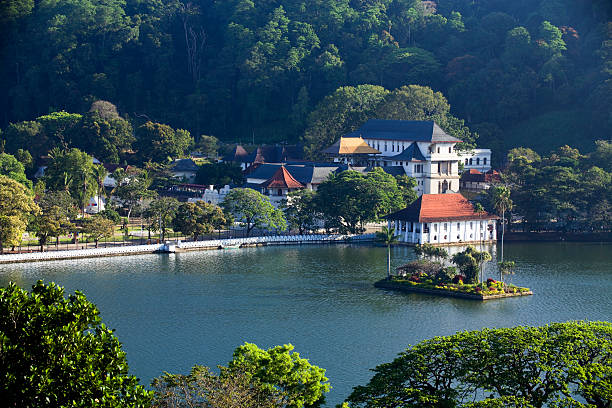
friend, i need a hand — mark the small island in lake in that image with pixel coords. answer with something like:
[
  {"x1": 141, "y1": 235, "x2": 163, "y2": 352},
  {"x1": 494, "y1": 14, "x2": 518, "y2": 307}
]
[{"x1": 375, "y1": 245, "x2": 533, "y2": 301}]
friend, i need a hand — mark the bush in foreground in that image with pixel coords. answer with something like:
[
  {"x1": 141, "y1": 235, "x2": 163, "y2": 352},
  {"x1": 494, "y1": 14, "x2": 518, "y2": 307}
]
[
  {"x1": 0, "y1": 281, "x2": 152, "y2": 407},
  {"x1": 152, "y1": 343, "x2": 330, "y2": 408},
  {"x1": 345, "y1": 321, "x2": 611, "y2": 408}
]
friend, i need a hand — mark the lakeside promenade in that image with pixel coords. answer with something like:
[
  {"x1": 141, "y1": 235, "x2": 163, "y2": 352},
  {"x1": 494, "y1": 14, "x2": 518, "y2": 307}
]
[{"x1": 0, "y1": 234, "x2": 375, "y2": 264}]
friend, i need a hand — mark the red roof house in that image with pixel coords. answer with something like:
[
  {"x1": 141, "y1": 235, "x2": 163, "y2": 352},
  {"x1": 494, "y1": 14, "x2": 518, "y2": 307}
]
[
  {"x1": 261, "y1": 166, "x2": 304, "y2": 189},
  {"x1": 385, "y1": 193, "x2": 498, "y2": 244}
]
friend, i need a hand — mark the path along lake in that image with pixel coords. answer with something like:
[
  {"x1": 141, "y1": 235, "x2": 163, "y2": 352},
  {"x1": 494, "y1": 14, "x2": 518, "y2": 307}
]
[{"x1": 1, "y1": 242, "x2": 610, "y2": 405}]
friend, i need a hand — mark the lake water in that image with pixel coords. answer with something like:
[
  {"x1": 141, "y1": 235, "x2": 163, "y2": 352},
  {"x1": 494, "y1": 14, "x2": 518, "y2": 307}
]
[{"x1": 0, "y1": 242, "x2": 610, "y2": 405}]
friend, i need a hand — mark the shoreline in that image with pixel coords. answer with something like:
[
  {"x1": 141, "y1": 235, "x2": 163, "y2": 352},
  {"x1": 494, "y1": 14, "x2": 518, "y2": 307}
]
[{"x1": 0, "y1": 234, "x2": 375, "y2": 265}]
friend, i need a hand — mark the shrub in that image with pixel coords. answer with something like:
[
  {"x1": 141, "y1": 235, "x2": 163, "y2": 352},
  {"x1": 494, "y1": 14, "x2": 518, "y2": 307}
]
[{"x1": 452, "y1": 275, "x2": 466, "y2": 284}]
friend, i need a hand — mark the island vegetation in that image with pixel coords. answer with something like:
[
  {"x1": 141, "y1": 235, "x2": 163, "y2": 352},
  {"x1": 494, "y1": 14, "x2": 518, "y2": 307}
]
[{"x1": 375, "y1": 243, "x2": 531, "y2": 300}]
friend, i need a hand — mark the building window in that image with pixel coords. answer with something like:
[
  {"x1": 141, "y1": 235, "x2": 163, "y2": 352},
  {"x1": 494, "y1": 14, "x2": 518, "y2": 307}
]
[
  {"x1": 384, "y1": 143, "x2": 387, "y2": 152},
  {"x1": 437, "y1": 147, "x2": 440, "y2": 153},
  {"x1": 469, "y1": 158, "x2": 473, "y2": 165},
  {"x1": 470, "y1": 222, "x2": 473, "y2": 229},
  {"x1": 278, "y1": 189, "x2": 283, "y2": 196},
  {"x1": 449, "y1": 147, "x2": 452, "y2": 153},
  {"x1": 392, "y1": 144, "x2": 394, "y2": 152},
  {"x1": 434, "y1": 224, "x2": 438, "y2": 232},
  {"x1": 444, "y1": 223, "x2": 447, "y2": 231},
  {"x1": 484, "y1": 158, "x2": 487, "y2": 165},
  {"x1": 476, "y1": 158, "x2": 480, "y2": 165},
  {"x1": 465, "y1": 158, "x2": 468, "y2": 165}
]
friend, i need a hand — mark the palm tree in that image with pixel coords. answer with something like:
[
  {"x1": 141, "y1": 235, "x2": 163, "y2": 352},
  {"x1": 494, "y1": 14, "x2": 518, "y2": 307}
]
[
  {"x1": 492, "y1": 186, "x2": 513, "y2": 262},
  {"x1": 376, "y1": 226, "x2": 399, "y2": 280}
]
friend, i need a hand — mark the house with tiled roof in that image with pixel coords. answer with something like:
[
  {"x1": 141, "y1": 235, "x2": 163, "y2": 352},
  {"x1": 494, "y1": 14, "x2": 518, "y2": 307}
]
[
  {"x1": 385, "y1": 193, "x2": 498, "y2": 245},
  {"x1": 323, "y1": 120, "x2": 464, "y2": 195},
  {"x1": 460, "y1": 169, "x2": 502, "y2": 191},
  {"x1": 259, "y1": 166, "x2": 305, "y2": 206}
]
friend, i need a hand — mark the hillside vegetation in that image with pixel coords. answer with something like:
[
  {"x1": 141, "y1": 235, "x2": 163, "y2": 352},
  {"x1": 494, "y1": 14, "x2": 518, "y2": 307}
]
[{"x1": 1, "y1": 0, "x2": 610, "y2": 158}]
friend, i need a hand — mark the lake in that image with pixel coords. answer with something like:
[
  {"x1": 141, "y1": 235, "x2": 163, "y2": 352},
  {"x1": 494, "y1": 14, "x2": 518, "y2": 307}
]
[{"x1": 0, "y1": 242, "x2": 610, "y2": 405}]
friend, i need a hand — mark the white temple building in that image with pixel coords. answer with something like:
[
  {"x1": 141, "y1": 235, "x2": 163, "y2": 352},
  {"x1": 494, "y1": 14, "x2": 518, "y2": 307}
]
[{"x1": 385, "y1": 193, "x2": 498, "y2": 245}]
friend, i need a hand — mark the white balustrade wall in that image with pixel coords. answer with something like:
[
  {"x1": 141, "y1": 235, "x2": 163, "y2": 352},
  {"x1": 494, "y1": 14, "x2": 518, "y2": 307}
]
[{"x1": 0, "y1": 234, "x2": 376, "y2": 264}]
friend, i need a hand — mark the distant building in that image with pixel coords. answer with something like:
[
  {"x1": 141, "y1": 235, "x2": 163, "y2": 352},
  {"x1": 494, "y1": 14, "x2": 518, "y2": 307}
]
[
  {"x1": 458, "y1": 149, "x2": 492, "y2": 173},
  {"x1": 385, "y1": 193, "x2": 498, "y2": 245},
  {"x1": 85, "y1": 196, "x2": 106, "y2": 214},
  {"x1": 187, "y1": 184, "x2": 232, "y2": 206},
  {"x1": 223, "y1": 144, "x2": 304, "y2": 170},
  {"x1": 222, "y1": 145, "x2": 250, "y2": 169},
  {"x1": 324, "y1": 120, "x2": 463, "y2": 195},
  {"x1": 460, "y1": 169, "x2": 502, "y2": 191},
  {"x1": 259, "y1": 166, "x2": 305, "y2": 207},
  {"x1": 170, "y1": 158, "x2": 199, "y2": 183},
  {"x1": 246, "y1": 163, "x2": 341, "y2": 192}
]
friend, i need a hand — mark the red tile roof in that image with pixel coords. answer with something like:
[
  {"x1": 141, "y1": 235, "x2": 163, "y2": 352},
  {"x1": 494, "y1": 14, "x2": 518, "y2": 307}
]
[
  {"x1": 261, "y1": 166, "x2": 304, "y2": 189},
  {"x1": 386, "y1": 193, "x2": 498, "y2": 222}
]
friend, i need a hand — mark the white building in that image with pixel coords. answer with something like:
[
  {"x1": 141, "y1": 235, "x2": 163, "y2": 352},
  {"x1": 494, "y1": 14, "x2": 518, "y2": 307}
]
[
  {"x1": 324, "y1": 120, "x2": 463, "y2": 195},
  {"x1": 385, "y1": 193, "x2": 498, "y2": 245},
  {"x1": 458, "y1": 149, "x2": 492, "y2": 173},
  {"x1": 187, "y1": 185, "x2": 231, "y2": 206}
]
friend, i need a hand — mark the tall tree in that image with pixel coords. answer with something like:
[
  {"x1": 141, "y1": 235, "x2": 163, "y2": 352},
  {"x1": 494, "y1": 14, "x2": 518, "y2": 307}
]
[
  {"x1": 111, "y1": 167, "x2": 157, "y2": 224},
  {"x1": 222, "y1": 188, "x2": 286, "y2": 236},
  {"x1": 0, "y1": 152, "x2": 32, "y2": 188},
  {"x1": 135, "y1": 122, "x2": 193, "y2": 164},
  {"x1": 0, "y1": 175, "x2": 39, "y2": 253},
  {"x1": 280, "y1": 189, "x2": 320, "y2": 234},
  {"x1": 144, "y1": 197, "x2": 179, "y2": 242},
  {"x1": 491, "y1": 185, "x2": 513, "y2": 262},
  {"x1": 173, "y1": 201, "x2": 226, "y2": 241},
  {"x1": 376, "y1": 226, "x2": 399, "y2": 279},
  {"x1": 44, "y1": 148, "x2": 96, "y2": 214}
]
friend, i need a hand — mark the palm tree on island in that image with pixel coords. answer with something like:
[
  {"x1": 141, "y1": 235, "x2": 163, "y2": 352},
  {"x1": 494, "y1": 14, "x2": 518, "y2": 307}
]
[
  {"x1": 376, "y1": 226, "x2": 399, "y2": 280},
  {"x1": 492, "y1": 185, "x2": 513, "y2": 263}
]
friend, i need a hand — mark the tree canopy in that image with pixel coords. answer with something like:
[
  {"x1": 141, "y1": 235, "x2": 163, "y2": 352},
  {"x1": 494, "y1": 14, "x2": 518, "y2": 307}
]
[
  {"x1": 0, "y1": 175, "x2": 39, "y2": 253},
  {"x1": 0, "y1": 281, "x2": 152, "y2": 407},
  {"x1": 222, "y1": 188, "x2": 286, "y2": 236},
  {"x1": 346, "y1": 321, "x2": 612, "y2": 408},
  {"x1": 1, "y1": 0, "x2": 610, "y2": 160}
]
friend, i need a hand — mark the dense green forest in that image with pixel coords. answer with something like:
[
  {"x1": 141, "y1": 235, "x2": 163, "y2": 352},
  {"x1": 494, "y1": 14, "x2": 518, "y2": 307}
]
[{"x1": 1, "y1": 0, "x2": 611, "y2": 160}]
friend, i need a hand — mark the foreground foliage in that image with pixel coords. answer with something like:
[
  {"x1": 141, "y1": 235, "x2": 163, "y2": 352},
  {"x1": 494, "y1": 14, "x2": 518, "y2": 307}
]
[
  {"x1": 152, "y1": 343, "x2": 330, "y2": 408},
  {"x1": 0, "y1": 281, "x2": 152, "y2": 407},
  {"x1": 346, "y1": 321, "x2": 612, "y2": 408}
]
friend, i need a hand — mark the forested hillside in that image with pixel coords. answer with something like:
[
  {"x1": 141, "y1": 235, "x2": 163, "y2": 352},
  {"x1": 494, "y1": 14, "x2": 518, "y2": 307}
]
[{"x1": 1, "y1": 0, "x2": 610, "y2": 159}]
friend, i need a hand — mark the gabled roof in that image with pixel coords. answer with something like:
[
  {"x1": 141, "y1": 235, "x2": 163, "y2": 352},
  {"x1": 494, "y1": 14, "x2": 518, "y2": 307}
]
[
  {"x1": 388, "y1": 142, "x2": 427, "y2": 161},
  {"x1": 171, "y1": 158, "x2": 199, "y2": 172},
  {"x1": 321, "y1": 137, "x2": 381, "y2": 155},
  {"x1": 385, "y1": 193, "x2": 498, "y2": 222},
  {"x1": 461, "y1": 169, "x2": 502, "y2": 183},
  {"x1": 344, "y1": 120, "x2": 462, "y2": 143},
  {"x1": 247, "y1": 163, "x2": 340, "y2": 185},
  {"x1": 223, "y1": 145, "x2": 249, "y2": 162},
  {"x1": 261, "y1": 166, "x2": 304, "y2": 189},
  {"x1": 246, "y1": 145, "x2": 304, "y2": 164}
]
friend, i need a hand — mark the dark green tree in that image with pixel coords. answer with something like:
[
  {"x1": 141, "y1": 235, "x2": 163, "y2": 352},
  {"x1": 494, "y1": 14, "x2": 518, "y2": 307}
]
[
  {"x1": 222, "y1": 188, "x2": 286, "y2": 236},
  {"x1": 173, "y1": 201, "x2": 226, "y2": 241},
  {"x1": 0, "y1": 281, "x2": 152, "y2": 407},
  {"x1": 44, "y1": 148, "x2": 97, "y2": 213},
  {"x1": 136, "y1": 122, "x2": 193, "y2": 164},
  {"x1": 346, "y1": 321, "x2": 612, "y2": 408},
  {"x1": 280, "y1": 189, "x2": 320, "y2": 234}
]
